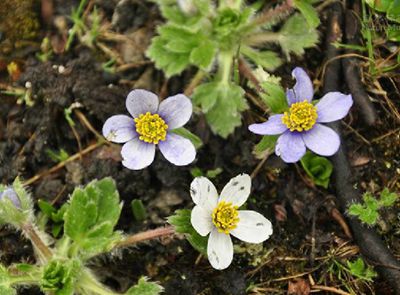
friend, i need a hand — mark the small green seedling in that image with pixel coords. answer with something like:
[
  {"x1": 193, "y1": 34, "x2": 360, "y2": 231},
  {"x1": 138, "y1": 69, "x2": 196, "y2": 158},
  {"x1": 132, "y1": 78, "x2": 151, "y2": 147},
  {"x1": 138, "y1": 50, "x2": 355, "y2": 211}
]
[
  {"x1": 131, "y1": 199, "x2": 147, "y2": 221},
  {"x1": 300, "y1": 151, "x2": 333, "y2": 188},
  {"x1": 348, "y1": 188, "x2": 398, "y2": 225}
]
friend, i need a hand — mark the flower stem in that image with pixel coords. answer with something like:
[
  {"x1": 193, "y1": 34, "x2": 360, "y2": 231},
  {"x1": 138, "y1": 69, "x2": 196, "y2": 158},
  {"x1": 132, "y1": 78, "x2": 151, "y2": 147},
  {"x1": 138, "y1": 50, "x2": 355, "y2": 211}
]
[
  {"x1": 78, "y1": 269, "x2": 120, "y2": 295},
  {"x1": 115, "y1": 226, "x2": 175, "y2": 249},
  {"x1": 218, "y1": 51, "x2": 234, "y2": 85},
  {"x1": 243, "y1": 32, "x2": 280, "y2": 47},
  {"x1": 252, "y1": 0, "x2": 294, "y2": 26},
  {"x1": 22, "y1": 224, "x2": 52, "y2": 261}
]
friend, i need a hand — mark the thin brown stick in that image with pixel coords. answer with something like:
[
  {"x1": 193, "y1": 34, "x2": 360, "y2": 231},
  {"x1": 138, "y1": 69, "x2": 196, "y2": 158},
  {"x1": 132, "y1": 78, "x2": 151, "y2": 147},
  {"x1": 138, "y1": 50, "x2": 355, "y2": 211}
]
[
  {"x1": 311, "y1": 285, "x2": 351, "y2": 295},
  {"x1": 23, "y1": 142, "x2": 103, "y2": 186},
  {"x1": 115, "y1": 226, "x2": 175, "y2": 248},
  {"x1": 330, "y1": 208, "x2": 352, "y2": 238}
]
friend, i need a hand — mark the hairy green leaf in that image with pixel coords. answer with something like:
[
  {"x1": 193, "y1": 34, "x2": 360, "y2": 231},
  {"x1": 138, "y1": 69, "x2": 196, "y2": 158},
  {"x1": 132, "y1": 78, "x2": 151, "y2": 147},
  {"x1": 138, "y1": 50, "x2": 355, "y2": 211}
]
[
  {"x1": 64, "y1": 178, "x2": 122, "y2": 258},
  {"x1": 241, "y1": 46, "x2": 282, "y2": 71},
  {"x1": 379, "y1": 188, "x2": 398, "y2": 207},
  {"x1": 131, "y1": 199, "x2": 147, "y2": 222},
  {"x1": 168, "y1": 209, "x2": 208, "y2": 255},
  {"x1": 279, "y1": 13, "x2": 319, "y2": 57},
  {"x1": 259, "y1": 81, "x2": 288, "y2": 114},
  {"x1": 125, "y1": 277, "x2": 163, "y2": 295},
  {"x1": 294, "y1": 0, "x2": 320, "y2": 28},
  {"x1": 40, "y1": 260, "x2": 81, "y2": 295},
  {"x1": 189, "y1": 40, "x2": 217, "y2": 69}
]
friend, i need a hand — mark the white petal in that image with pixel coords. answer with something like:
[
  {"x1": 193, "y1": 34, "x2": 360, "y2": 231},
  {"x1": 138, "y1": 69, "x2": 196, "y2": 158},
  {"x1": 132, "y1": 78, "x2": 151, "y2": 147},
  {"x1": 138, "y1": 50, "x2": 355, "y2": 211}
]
[
  {"x1": 126, "y1": 89, "x2": 159, "y2": 118},
  {"x1": 207, "y1": 229, "x2": 233, "y2": 270},
  {"x1": 158, "y1": 133, "x2": 196, "y2": 166},
  {"x1": 190, "y1": 177, "x2": 218, "y2": 211},
  {"x1": 219, "y1": 174, "x2": 251, "y2": 207},
  {"x1": 158, "y1": 94, "x2": 192, "y2": 129},
  {"x1": 121, "y1": 139, "x2": 156, "y2": 170},
  {"x1": 102, "y1": 115, "x2": 137, "y2": 143},
  {"x1": 230, "y1": 211, "x2": 273, "y2": 243},
  {"x1": 191, "y1": 205, "x2": 213, "y2": 236}
]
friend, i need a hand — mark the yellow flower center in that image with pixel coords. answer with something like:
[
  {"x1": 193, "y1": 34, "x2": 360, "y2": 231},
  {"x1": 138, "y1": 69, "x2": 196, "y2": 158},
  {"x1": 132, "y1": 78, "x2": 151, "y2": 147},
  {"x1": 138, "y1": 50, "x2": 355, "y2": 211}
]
[
  {"x1": 134, "y1": 112, "x2": 168, "y2": 144},
  {"x1": 282, "y1": 100, "x2": 318, "y2": 132},
  {"x1": 212, "y1": 201, "x2": 239, "y2": 234}
]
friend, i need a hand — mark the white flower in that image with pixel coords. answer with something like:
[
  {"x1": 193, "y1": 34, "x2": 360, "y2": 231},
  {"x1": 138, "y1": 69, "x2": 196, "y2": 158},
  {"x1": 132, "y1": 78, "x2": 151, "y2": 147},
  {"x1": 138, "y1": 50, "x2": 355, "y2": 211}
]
[{"x1": 190, "y1": 174, "x2": 273, "y2": 270}]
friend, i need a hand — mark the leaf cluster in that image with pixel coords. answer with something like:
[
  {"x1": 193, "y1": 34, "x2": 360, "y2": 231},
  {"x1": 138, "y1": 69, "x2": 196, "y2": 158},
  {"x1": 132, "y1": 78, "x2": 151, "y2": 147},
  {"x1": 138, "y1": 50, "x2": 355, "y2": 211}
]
[
  {"x1": 0, "y1": 178, "x2": 162, "y2": 295},
  {"x1": 348, "y1": 188, "x2": 398, "y2": 225},
  {"x1": 148, "y1": 0, "x2": 320, "y2": 137}
]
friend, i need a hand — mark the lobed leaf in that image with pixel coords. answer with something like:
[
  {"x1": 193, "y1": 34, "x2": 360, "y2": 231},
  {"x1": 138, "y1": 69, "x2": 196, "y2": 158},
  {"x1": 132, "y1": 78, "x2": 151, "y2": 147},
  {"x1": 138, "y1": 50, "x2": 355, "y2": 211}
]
[
  {"x1": 278, "y1": 13, "x2": 319, "y2": 58},
  {"x1": 125, "y1": 277, "x2": 163, "y2": 295},
  {"x1": 63, "y1": 178, "x2": 122, "y2": 258},
  {"x1": 168, "y1": 209, "x2": 208, "y2": 255}
]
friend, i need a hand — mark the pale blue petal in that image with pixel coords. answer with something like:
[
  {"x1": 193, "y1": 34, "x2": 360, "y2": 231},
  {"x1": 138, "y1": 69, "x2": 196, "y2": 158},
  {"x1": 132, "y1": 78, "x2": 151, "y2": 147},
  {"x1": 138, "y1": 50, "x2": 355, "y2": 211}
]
[
  {"x1": 302, "y1": 124, "x2": 340, "y2": 156},
  {"x1": 316, "y1": 92, "x2": 353, "y2": 123},
  {"x1": 275, "y1": 131, "x2": 306, "y2": 163}
]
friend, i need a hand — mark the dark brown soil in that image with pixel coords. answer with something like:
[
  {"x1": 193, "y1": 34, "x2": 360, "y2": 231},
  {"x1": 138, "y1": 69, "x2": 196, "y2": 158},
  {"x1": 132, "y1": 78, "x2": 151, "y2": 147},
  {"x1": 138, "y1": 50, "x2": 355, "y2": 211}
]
[{"x1": 0, "y1": 0, "x2": 399, "y2": 294}]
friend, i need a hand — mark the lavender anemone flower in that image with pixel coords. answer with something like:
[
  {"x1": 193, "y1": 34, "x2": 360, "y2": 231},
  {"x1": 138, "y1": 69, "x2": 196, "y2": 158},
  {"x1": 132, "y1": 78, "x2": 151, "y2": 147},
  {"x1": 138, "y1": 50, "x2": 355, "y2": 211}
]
[
  {"x1": 0, "y1": 188, "x2": 21, "y2": 208},
  {"x1": 102, "y1": 89, "x2": 196, "y2": 170},
  {"x1": 249, "y1": 67, "x2": 353, "y2": 163}
]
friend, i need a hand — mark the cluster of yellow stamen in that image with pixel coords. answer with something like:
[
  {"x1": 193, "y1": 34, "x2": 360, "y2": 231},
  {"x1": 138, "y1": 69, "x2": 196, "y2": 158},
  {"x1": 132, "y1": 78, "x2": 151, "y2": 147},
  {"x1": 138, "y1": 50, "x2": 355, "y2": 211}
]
[
  {"x1": 282, "y1": 100, "x2": 318, "y2": 132},
  {"x1": 134, "y1": 112, "x2": 168, "y2": 144},
  {"x1": 212, "y1": 201, "x2": 239, "y2": 234}
]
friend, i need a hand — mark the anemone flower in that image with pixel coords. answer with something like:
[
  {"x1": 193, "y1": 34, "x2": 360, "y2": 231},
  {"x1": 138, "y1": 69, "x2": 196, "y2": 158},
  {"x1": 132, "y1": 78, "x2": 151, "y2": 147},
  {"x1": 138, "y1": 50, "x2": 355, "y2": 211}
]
[
  {"x1": 0, "y1": 188, "x2": 21, "y2": 208},
  {"x1": 190, "y1": 174, "x2": 273, "y2": 270},
  {"x1": 249, "y1": 67, "x2": 353, "y2": 163},
  {"x1": 103, "y1": 89, "x2": 196, "y2": 170}
]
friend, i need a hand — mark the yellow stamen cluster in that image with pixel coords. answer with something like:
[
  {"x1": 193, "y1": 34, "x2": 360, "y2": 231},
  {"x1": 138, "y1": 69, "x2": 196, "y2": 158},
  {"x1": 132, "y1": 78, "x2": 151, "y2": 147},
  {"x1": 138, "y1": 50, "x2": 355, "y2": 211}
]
[
  {"x1": 134, "y1": 112, "x2": 168, "y2": 144},
  {"x1": 212, "y1": 201, "x2": 239, "y2": 234},
  {"x1": 282, "y1": 100, "x2": 318, "y2": 132}
]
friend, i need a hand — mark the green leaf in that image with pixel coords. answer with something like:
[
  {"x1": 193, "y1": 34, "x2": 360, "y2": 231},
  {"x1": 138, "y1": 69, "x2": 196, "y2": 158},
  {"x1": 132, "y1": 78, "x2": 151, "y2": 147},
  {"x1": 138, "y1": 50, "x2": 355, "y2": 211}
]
[
  {"x1": 171, "y1": 127, "x2": 203, "y2": 149},
  {"x1": 300, "y1": 152, "x2": 333, "y2": 188},
  {"x1": 365, "y1": 0, "x2": 392, "y2": 12},
  {"x1": 64, "y1": 178, "x2": 122, "y2": 258},
  {"x1": 146, "y1": 36, "x2": 191, "y2": 77},
  {"x1": 241, "y1": 46, "x2": 282, "y2": 71},
  {"x1": 347, "y1": 258, "x2": 377, "y2": 282},
  {"x1": 0, "y1": 266, "x2": 15, "y2": 295},
  {"x1": 168, "y1": 209, "x2": 208, "y2": 255},
  {"x1": 38, "y1": 200, "x2": 56, "y2": 217},
  {"x1": 387, "y1": 0, "x2": 400, "y2": 22},
  {"x1": 131, "y1": 199, "x2": 147, "y2": 221},
  {"x1": 193, "y1": 81, "x2": 247, "y2": 137},
  {"x1": 254, "y1": 135, "x2": 279, "y2": 156},
  {"x1": 126, "y1": 277, "x2": 163, "y2": 295},
  {"x1": 206, "y1": 167, "x2": 223, "y2": 179},
  {"x1": 190, "y1": 40, "x2": 217, "y2": 69},
  {"x1": 40, "y1": 260, "x2": 81, "y2": 295},
  {"x1": 293, "y1": 0, "x2": 320, "y2": 28},
  {"x1": 192, "y1": 82, "x2": 219, "y2": 112},
  {"x1": 279, "y1": 13, "x2": 319, "y2": 57},
  {"x1": 348, "y1": 193, "x2": 381, "y2": 226},
  {"x1": 379, "y1": 188, "x2": 398, "y2": 207},
  {"x1": 259, "y1": 82, "x2": 288, "y2": 113}
]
